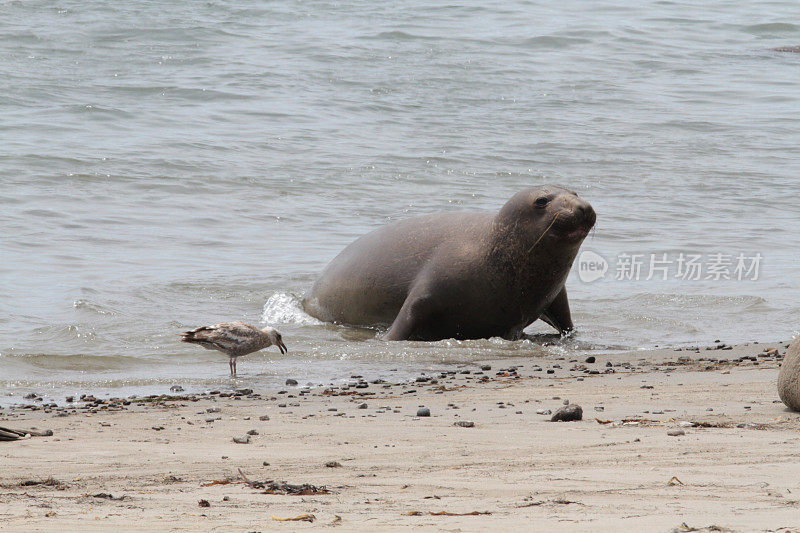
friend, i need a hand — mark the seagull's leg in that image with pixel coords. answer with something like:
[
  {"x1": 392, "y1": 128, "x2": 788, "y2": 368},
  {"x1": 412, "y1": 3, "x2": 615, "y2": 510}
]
[
  {"x1": 232, "y1": 357, "x2": 237, "y2": 376},
  {"x1": 229, "y1": 358, "x2": 234, "y2": 376}
]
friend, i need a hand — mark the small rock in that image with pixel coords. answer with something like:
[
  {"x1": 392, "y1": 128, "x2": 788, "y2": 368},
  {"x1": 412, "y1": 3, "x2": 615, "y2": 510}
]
[
  {"x1": 247, "y1": 429, "x2": 258, "y2": 435},
  {"x1": 325, "y1": 461, "x2": 342, "y2": 468},
  {"x1": 536, "y1": 409, "x2": 552, "y2": 415},
  {"x1": 233, "y1": 435, "x2": 250, "y2": 444},
  {"x1": 551, "y1": 404, "x2": 582, "y2": 422},
  {"x1": 285, "y1": 378, "x2": 298, "y2": 386},
  {"x1": 358, "y1": 403, "x2": 368, "y2": 409},
  {"x1": 585, "y1": 356, "x2": 596, "y2": 364},
  {"x1": 416, "y1": 407, "x2": 431, "y2": 417},
  {"x1": 481, "y1": 365, "x2": 491, "y2": 371},
  {"x1": 667, "y1": 429, "x2": 685, "y2": 437},
  {"x1": 170, "y1": 385, "x2": 184, "y2": 392},
  {"x1": 259, "y1": 415, "x2": 270, "y2": 421},
  {"x1": 454, "y1": 421, "x2": 475, "y2": 428}
]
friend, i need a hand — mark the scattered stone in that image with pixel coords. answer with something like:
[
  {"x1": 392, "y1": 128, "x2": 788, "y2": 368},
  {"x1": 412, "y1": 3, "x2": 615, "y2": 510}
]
[
  {"x1": 325, "y1": 461, "x2": 342, "y2": 468},
  {"x1": 481, "y1": 365, "x2": 491, "y2": 371},
  {"x1": 233, "y1": 435, "x2": 250, "y2": 444},
  {"x1": 170, "y1": 385, "x2": 184, "y2": 392},
  {"x1": 247, "y1": 429, "x2": 259, "y2": 435},
  {"x1": 585, "y1": 356, "x2": 596, "y2": 363},
  {"x1": 536, "y1": 409, "x2": 552, "y2": 415},
  {"x1": 416, "y1": 407, "x2": 431, "y2": 417},
  {"x1": 454, "y1": 420, "x2": 475, "y2": 428},
  {"x1": 358, "y1": 403, "x2": 368, "y2": 409},
  {"x1": 198, "y1": 499, "x2": 210, "y2": 507},
  {"x1": 667, "y1": 429, "x2": 685, "y2": 437},
  {"x1": 551, "y1": 404, "x2": 582, "y2": 422},
  {"x1": 285, "y1": 379, "x2": 298, "y2": 386},
  {"x1": 259, "y1": 415, "x2": 270, "y2": 421}
]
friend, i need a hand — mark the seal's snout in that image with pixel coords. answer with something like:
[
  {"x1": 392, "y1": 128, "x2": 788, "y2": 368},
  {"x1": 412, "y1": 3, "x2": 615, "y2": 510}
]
[
  {"x1": 558, "y1": 196, "x2": 595, "y2": 242},
  {"x1": 578, "y1": 202, "x2": 596, "y2": 230}
]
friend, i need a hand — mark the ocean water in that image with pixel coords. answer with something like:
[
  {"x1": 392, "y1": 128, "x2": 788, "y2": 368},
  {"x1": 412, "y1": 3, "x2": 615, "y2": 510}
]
[{"x1": 2, "y1": 0, "x2": 799, "y2": 404}]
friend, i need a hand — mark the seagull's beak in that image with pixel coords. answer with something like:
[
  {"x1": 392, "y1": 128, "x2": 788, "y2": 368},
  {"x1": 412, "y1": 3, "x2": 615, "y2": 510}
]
[{"x1": 277, "y1": 340, "x2": 287, "y2": 354}]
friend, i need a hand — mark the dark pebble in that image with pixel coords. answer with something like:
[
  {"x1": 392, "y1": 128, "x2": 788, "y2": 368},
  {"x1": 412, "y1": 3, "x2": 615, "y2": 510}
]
[
  {"x1": 454, "y1": 421, "x2": 475, "y2": 428},
  {"x1": 585, "y1": 356, "x2": 596, "y2": 363},
  {"x1": 285, "y1": 379, "x2": 298, "y2": 386},
  {"x1": 416, "y1": 407, "x2": 431, "y2": 417}
]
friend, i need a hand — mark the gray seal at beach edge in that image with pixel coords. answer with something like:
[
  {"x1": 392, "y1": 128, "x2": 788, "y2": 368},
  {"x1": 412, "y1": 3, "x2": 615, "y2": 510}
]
[
  {"x1": 777, "y1": 336, "x2": 800, "y2": 412},
  {"x1": 302, "y1": 185, "x2": 596, "y2": 341}
]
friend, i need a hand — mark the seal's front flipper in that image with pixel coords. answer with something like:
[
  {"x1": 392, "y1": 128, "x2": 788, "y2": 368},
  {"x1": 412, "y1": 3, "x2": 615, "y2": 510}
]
[
  {"x1": 539, "y1": 287, "x2": 574, "y2": 334},
  {"x1": 382, "y1": 288, "x2": 435, "y2": 341}
]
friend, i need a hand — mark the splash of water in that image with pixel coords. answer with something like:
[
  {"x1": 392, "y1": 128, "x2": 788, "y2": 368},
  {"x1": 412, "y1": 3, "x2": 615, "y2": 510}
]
[{"x1": 262, "y1": 292, "x2": 323, "y2": 326}]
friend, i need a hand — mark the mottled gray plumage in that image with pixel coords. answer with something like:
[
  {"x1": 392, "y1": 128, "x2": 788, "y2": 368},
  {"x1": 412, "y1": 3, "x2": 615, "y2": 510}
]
[{"x1": 180, "y1": 321, "x2": 287, "y2": 375}]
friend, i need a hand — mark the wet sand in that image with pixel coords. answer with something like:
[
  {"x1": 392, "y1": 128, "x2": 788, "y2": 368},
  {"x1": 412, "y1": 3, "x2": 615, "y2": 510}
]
[{"x1": 1, "y1": 341, "x2": 799, "y2": 532}]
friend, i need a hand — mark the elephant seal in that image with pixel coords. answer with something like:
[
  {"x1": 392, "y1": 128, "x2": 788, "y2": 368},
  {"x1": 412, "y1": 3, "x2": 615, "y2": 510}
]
[
  {"x1": 778, "y1": 336, "x2": 800, "y2": 412},
  {"x1": 302, "y1": 185, "x2": 596, "y2": 341}
]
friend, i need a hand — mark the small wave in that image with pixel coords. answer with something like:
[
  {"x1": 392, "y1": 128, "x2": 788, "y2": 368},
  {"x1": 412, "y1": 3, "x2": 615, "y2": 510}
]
[
  {"x1": 262, "y1": 292, "x2": 322, "y2": 326},
  {"x1": 73, "y1": 299, "x2": 118, "y2": 316},
  {"x1": 742, "y1": 23, "x2": 799, "y2": 35}
]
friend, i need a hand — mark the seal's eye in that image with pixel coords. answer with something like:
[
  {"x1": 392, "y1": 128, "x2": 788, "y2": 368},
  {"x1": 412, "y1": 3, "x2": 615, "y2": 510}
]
[{"x1": 534, "y1": 197, "x2": 549, "y2": 207}]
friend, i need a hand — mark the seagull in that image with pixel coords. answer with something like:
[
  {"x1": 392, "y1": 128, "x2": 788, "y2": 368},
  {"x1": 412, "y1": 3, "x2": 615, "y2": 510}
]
[{"x1": 180, "y1": 321, "x2": 287, "y2": 376}]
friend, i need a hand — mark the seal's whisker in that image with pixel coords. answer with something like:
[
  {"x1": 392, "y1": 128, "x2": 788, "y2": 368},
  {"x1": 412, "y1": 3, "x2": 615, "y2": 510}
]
[{"x1": 526, "y1": 213, "x2": 559, "y2": 255}]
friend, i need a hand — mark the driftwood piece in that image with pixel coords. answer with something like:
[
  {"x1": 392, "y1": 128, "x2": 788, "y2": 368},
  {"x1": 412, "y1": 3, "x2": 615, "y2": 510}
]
[
  {"x1": 0, "y1": 429, "x2": 20, "y2": 441},
  {"x1": 0, "y1": 426, "x2": 54, "y2": 441}
]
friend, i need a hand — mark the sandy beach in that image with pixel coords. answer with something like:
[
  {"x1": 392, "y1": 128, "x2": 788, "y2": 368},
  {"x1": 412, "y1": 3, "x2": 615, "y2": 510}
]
[{"x1": 1, "y1": 341, "x2": 798, "y2": 532}]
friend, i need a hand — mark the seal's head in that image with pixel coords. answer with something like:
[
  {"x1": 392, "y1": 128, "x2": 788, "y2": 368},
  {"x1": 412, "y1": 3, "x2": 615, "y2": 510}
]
[{"x1": 496, "y1": 185, "x2": 596, "y2": 247}]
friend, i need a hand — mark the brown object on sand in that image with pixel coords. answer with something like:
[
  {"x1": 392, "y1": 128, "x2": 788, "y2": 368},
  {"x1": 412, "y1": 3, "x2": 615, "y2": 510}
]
[
  {"x1": 777, "y1": 337, "x2": 800, "y2": 411},
  {"x1": 0, "y1": 426, "x2": 53, "y2": 441}
]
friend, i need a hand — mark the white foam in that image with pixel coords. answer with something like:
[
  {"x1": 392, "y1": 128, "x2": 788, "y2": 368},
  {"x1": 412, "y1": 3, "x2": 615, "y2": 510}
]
[{"x1": 262, "y1": 292, "x2": 323, "y2": 326}]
